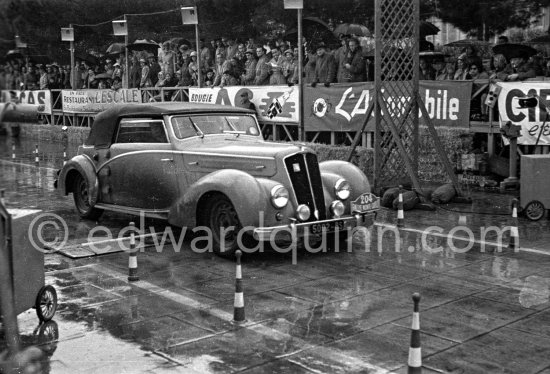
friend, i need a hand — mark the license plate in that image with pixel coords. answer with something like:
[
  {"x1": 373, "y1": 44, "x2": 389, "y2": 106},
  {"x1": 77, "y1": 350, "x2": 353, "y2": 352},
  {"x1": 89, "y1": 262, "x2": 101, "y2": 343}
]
[
  {"x1": 351, "y1": 192, "x2": 380, "y2": 213},
  {"x1": 311, "y1": 220, "x2": 345, "y2": 235}
]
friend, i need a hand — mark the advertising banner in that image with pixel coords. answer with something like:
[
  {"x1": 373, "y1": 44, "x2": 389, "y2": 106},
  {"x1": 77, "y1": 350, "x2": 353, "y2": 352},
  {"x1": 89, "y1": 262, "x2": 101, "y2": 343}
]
[
  {"x1": 188, "y1": 85, "x2": 299, "y2": 123},
  {"x1": 496, "y1": 82, "x2": 550, "y2": 145},
  {"x1": 1, "y1": 90, "x2": 52, "y2": 115},
  {"x1": 61, "y1": 89, "x2": 142, "y2": 113},
  {"x1": 303, "y1": 81, "x2": 473, "y2": 131}
]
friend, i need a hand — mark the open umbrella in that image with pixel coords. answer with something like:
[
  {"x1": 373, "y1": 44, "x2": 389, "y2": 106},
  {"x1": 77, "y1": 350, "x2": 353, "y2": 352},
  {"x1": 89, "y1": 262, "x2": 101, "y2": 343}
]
[
  {"x1": 286, "y1": 17, "x2": 338, "y2": 49},
  {"x1": 420, "y1": 21, "x2": 440, "y2": 36},
  {"x1": 93, "y1": 73, "x2": 113, "y2": 80},
  {"x1": 106, "y1": 43, "x2": 125, "y2": 55},
  {"x1": 5, "y1": 50, "x2": 24, "y2": 61},
  {"x1": 333, "y1": 23, "x2": 371, "y2": 37},
  {"x1": 126, "y1": 39, "x2": 159, "y2": 55},
  {"x1": 492, "y1": 43, "x2": 537, "y2": 61},
  {"x1": 168, "y1": 37, "x2": 192, "y2": 48},
  {"x1": 419, "y1": 51, "x2": 448, "y2": 61},
  {"x1": 75, "y1": 52, "x2": 100, "y2": 66},
  {"x1": 444, "y1": 39, "x2": 491, "y2": 48}
]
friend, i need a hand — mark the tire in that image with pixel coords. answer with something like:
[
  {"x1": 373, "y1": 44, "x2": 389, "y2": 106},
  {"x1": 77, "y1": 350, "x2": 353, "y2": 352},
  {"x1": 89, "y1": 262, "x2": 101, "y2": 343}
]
[
  {"x1": 35, "y1": 285, "x2": 57, "y2": 322},
  {"x1": 73, "y1": 173, "x2": 102, "y2": 220},
  {"x1": 524, "y1": 200, "x2": 545, "y2": 221},
  {"x1": 203, "y1": 195, "x2": 242, "y2": 257}
]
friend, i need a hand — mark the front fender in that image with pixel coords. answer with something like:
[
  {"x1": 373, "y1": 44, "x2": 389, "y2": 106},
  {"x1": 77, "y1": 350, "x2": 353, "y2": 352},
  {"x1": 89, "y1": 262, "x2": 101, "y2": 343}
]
[
  {"x1": 168, "y1": 169, "x2": 270, "y2": 229},
  {"x1": 57, "y1": 155, "x2": 99, "y2": 206},
  {"x1": 320, "y1": 160, "x2": 371, "y2": 202}
]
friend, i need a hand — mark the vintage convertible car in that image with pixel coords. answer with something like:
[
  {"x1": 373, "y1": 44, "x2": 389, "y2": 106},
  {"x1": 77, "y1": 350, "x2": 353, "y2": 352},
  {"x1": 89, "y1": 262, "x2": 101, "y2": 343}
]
[{"x1": 55, "y1": 102, "x2": 379, "y2": 255}]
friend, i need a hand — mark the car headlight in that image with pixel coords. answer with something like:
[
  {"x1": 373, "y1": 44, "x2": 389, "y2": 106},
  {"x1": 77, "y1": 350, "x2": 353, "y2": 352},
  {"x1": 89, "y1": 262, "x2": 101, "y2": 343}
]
[
  {"x1": 270, "y1": 185, "x2": 289, "y2": 208},
  {"x1": 296, "y1": 204, "x2": 311, "y2": 221},
  {"x1": 330, "y1": 200, "x2": 345, "y2": 217},
  {"x1": 335, "y1": 178, "x2": 351, "y2": 200}
]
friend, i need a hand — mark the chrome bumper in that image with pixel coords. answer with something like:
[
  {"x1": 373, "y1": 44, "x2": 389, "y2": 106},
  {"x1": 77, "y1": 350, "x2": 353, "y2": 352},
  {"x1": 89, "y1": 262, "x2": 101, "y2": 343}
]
[{"x1": 253, "y1": 212, "x2": 376, "y2": 241}]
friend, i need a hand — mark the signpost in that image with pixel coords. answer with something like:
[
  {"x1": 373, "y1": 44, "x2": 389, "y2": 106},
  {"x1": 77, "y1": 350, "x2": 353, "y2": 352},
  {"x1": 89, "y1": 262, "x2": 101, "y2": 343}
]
[
  {"x1": 61, "y1": 26, "x2": 75, "y2": 89},
  {"x1": 284, "y1": 0, "x2": 304, "y2": 140},
  {"x1": 181, "y1": 6, "x2": 202, "y2": 88},
  {"x1": 112, "y1": 19, "x2": 129, "y2": 88}
]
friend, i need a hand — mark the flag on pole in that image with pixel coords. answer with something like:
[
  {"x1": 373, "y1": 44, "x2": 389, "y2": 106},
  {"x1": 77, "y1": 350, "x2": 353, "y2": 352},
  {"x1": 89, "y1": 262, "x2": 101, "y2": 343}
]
[{"x1": 265, "y1": 87, "x2": 294, "y2": 119}]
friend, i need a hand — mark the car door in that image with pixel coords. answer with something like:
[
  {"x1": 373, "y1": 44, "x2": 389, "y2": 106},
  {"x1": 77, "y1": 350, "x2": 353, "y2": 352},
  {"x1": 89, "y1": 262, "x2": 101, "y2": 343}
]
[{"x1": 97, "y1": 118, "x2": 179, "y2": 211}]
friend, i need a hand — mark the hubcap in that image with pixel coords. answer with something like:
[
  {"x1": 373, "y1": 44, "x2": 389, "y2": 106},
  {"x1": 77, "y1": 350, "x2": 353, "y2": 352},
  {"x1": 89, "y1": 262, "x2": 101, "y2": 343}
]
[{"x1": 41, "y1": 290, "x2": 55, "y2": 319}]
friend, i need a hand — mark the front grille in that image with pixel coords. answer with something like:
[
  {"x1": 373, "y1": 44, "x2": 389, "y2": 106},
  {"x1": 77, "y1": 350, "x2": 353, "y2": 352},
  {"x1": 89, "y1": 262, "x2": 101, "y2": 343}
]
[{"x1": 284, "y1": 153, "x2": 327, "y2": 221}]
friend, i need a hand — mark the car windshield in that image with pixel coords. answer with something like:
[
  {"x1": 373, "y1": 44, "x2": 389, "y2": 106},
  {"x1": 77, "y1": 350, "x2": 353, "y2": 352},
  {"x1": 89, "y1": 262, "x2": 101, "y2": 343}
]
[{"x1": 171, "y1": 114, "x2": 260, "y2": 139}]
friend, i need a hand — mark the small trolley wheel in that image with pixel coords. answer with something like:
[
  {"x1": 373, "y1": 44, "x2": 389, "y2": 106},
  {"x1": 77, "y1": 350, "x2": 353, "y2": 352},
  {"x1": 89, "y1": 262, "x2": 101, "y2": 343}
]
[
  {"x1": 35, "y1": 285, "x2": 57, "y2": 322},
  {"x1": 524, "y1": 200, "x2": 546, "y2": 221}
]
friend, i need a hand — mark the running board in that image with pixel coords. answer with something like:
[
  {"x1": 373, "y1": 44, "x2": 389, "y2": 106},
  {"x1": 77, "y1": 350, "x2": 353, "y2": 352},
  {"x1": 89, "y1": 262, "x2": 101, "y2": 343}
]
[{"x1": 94, "y1": 203, "x2": 169, "y2": 220}]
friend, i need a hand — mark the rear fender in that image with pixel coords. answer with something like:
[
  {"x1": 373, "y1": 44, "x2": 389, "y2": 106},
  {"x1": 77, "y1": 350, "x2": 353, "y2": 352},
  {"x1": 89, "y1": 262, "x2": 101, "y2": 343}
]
[
  {"x1": 58, "y1": 155, "x2": 99, "y2": 206},
  {"x1": 168, "y1": 169, "x2": 269, "y2": 228}
]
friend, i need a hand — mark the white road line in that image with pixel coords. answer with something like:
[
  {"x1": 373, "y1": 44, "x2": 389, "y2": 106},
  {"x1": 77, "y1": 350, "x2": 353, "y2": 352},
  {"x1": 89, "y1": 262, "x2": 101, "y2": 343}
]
[
  {"x1": 92, "y1": 263, "x2": 391, "y2": 373},
  {"x1": 0, "y1": 158, "x2": 59, "y2": 172},
  {"x1": 374, "y1": 222, "x2": 550, "y2": 256}
]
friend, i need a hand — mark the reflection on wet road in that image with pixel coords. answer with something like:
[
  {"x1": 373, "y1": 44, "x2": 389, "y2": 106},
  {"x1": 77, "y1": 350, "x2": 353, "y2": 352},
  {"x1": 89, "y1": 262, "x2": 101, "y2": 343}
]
[{"x1": 1, "y1": 136, "x2": 550, "y2": 373}]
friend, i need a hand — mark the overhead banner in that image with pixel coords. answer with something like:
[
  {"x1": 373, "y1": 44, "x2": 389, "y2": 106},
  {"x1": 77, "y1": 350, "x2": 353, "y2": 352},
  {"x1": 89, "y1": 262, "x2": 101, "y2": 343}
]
[
  {"x1": 61, "y1": 89, "x2": 142, "y2": 113},
  {"x1": 1, "y1": 90, "x2": 52, "y2": 115},
  {"x1": 188, "y1": 86, "x2": 299, "y2": 123},
  {"x1": 496, "y1": 82, "x2": 550, "y2": 145},
  {"x1": 303, "y1": 81, "x2": 473, "y2": 131}
]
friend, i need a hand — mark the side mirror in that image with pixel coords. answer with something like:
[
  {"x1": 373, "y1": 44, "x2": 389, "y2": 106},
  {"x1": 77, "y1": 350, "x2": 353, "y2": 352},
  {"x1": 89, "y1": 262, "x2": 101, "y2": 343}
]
[{"x1": 518, "y1": 96, "x2": 538, "y2": 108}]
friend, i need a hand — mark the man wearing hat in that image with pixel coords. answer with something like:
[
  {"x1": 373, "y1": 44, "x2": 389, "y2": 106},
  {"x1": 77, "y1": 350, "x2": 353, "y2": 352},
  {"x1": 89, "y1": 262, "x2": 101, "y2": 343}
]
[
  {"x1": 161, "y1": 41, "x2": 175, "y2": 77},
  {"x1": 139, "y1": 58, "x2": 152, "y2": 88},
  {"x1": 148, "y1": 54, "x2": 161, "y2": 85},
  {"x1": 312, "y1": 42, "x2": 336, "y2": 87},
  {"x1": 241, "y1": 48, "x2": 257, "y2": 86},
  {"x1": 282, "y1": 49, "x2": 297, "y2": 84}
]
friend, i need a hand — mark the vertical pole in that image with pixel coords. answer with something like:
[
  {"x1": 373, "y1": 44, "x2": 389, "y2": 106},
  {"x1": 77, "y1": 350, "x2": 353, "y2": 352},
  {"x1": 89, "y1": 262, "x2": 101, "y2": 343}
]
[
  {"x1": 70, "y1": 24, "x2": 75, "y2": 89},
  {"x1": 195, "y1": 23, "x2": 202, "y2": 88},
  {"x1": 374, "y1": 0, "x2": 381, "y2": 191},
  {"x1": 412, "y1": 0, "x2": 420, "y2": 177},
  {"x1": 124, "y1": 15, "x2": 129, "y2": 89},
  {"x1": 297, "y1": 8, "x2": 304, "y2": 141}
]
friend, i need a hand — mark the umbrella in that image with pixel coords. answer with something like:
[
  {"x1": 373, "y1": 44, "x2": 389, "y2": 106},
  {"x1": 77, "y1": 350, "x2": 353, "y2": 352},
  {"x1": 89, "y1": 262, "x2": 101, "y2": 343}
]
[
  {"x1": 420, "y1": 21, "x2": 440, "y2": 36},
  {"x1": 126, "y1": 39, "x2": 159, "y2": 54},
  {"x1": 492, "y1": 43, "x2": 537, "y2": 61},
  {"x1": 5, "y1": 50, "x2": 24, "y2": 61},
  {"x1": 444, "y1": 39, "x2": 491, "y2": 47},
  {"x1": 106, "y1": 43, "x2": 125, "y2": 55},
  {"x1": 93, "y1": 73, "x2": 113, "y2": 80},
  {"x1": 419, "y1": 51, "x2": 448, "y2": 61},
  {"x1": 168, "y1": 37, "x2": 192, "y2": 48},
  {"x1": 333, "y1": 23, "x2": 371, "y2": 37},
  {"x1": 75, "y1": 52, "x2": 99, "y2": 66},
  {"x1": 286, "y1": 17, "x2": 338, "y2": 49}
]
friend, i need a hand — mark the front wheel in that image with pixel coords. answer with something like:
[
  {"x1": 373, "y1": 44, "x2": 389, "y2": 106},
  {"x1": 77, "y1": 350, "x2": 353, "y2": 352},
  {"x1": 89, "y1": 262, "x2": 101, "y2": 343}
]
[
  {"x1": 35, "y1": 285, "x2": 57, "y2": 322},
  {"x1": 524, "y1": 200, "x2": 545, "y2": 221},
  {"x1": 73, "y1": 173, "x2": 102, "y2": 220},
  {"x1": 203, "y1": 195, "x2": 242, "y2": 257}
]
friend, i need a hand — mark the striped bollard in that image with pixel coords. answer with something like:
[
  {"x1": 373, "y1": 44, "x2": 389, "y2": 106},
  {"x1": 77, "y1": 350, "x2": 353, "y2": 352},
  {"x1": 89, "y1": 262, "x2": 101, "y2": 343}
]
[
  {"x1": 397, "y1": 185, "x2": 405, "y2": 228},
  {"x1": 128, "y1": 222, "x2": 139, "y2": 282},
  {"x1": 233, "y1": 250, "x2": 245, "y2": 323},
  {"x1": 0, "y1": 189, "x2": 5, "y2": 205},
  {"x1": 408, "y1": 293, "x2": 422, "y2": 374},
  {"x1": 11, "y1": 141, "x2": 15, "y2": 160},
  {"x1": 508, "y1": 199, "x2": 519, "y2": 251},
  {"x1": 34, "y1": 144, "x2": 39, "y2": 165},
  {"x1": 63, "y1": 146, "x2": 68, "y2": 166}
]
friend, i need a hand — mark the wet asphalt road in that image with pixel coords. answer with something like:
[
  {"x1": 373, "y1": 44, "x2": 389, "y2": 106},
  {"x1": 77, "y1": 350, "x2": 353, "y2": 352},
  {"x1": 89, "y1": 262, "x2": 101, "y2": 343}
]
[{"x1": 1, "y1": 135, "x2": 550, "y2": 374}]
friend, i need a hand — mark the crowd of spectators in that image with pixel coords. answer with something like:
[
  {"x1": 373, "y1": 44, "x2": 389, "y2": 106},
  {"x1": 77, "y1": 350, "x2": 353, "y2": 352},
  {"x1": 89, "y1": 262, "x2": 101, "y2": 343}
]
[{"x1": 2, "y1": 33, "x2": 550, "y2": 92}]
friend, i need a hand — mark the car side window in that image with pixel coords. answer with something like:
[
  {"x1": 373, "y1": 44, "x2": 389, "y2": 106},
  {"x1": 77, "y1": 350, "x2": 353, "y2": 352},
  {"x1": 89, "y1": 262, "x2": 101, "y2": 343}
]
[
  {"x1": 116, "y1": 119, "x2": 168, "y2": 143},
  {"x1": 171, "y1": 117, "x2": 197, "y2": 139}
]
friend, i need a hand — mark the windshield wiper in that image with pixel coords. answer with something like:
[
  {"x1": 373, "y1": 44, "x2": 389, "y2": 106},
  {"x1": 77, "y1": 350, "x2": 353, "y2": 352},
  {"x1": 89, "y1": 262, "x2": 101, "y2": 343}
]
[
  {"x1": 189, "y1": 118, "x2": 204, "y2": 138},
  {"x1": 223, "y1": 118, "x2": 244, "y2": 137}
]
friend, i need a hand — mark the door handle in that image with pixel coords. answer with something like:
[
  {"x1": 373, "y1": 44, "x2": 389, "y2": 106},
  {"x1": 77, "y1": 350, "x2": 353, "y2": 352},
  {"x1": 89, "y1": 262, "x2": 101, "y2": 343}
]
[{"x1": 160, "y1": 158, "x2": 174, "y2": 162}]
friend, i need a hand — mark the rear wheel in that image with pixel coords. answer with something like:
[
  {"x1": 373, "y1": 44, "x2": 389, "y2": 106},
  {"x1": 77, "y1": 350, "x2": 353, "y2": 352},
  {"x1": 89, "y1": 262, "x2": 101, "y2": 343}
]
[
  {"x1": 524, "y1": 200, "x2": 545, "y2": 221},
  {"x1": 73, "y1": 173, "x2": 102, "y2": 220},
  {"x1": 203, "y1": 195, "x2": 242, "y2": 257},
  {"x1": 35, "y1": 285, "x2": 57, "y2": 322}
]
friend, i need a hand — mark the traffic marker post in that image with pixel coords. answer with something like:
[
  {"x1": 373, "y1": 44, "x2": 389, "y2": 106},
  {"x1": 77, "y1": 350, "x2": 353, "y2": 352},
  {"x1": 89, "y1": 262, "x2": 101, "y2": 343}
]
[
  {"x1": 63, "y1": 146, "x2": 67, "y2": 166},
  {"x1": 11, "y1": 141, "x2": 15, "y2": 160},
  {"x1": 128, "y1": 222, "x2": 139, "y2": 282},
  {"x1": 397, "y1": 185, "x2": 404, "y2": 228},
  {"x1": 233, "y1": 250, "x2": 245, "y2": 323},
  {"x1": 408, "y1": 293, "x2": 422, "y2": 374},
  {"x1": 508, "y1": 199, "x2": 519, "y2": 251},
  {"x1": 34, "y1": 144, "x2": 39, "y2": 165}
]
